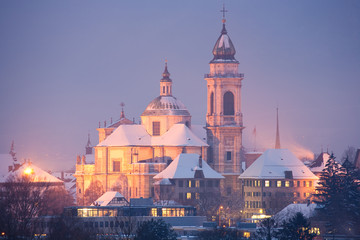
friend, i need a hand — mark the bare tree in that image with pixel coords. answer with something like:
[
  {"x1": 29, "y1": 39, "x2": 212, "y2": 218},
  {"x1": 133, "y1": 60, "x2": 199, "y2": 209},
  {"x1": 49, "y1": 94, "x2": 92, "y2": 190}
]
[
  {"x1": 84, "y1": 180, "x2": 104, "y2": 206},
  {"x1": 0, "y1": 175, "x2": 49, "y2": 240},
  {"x1": 341, "y1": 146, "x2": 356, "y2": 163}
]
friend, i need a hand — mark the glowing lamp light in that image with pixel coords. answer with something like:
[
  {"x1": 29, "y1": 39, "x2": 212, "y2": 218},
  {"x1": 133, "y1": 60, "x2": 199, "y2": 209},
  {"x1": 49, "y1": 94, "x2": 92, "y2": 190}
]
[{"x1": 24, "y1": 167, "x2": 34, "y2": 175}]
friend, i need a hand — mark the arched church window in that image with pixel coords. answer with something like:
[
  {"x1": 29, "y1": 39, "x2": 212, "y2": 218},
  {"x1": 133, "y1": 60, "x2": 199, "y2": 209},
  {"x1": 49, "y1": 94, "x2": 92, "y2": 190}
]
[
  {"x1": 163, "y1": 86, "x2": 165, "y2": 94},
  {"x1": 210, "y1": 92, "x2": 214, "y2": 115},
  {"x1": 166, "y1": 86, "x2": 169, "y2": 94},
  {"x1": 223, "y1": 91, "x2": 234, "y2": 115}
]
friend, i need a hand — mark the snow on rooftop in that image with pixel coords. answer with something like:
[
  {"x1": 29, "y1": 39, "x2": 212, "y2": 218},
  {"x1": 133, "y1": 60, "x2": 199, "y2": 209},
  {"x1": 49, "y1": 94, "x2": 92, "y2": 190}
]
[
  {"x1": 239, "y1": 149, "x2": 318, "y2": 180},
  {"x1": 154, "y1": 178, "x2": 172, "y2": 185},
  {"x1": 152, "y1": 124, "x2": 208, "y2": 147},
  {"x1": 2, "y1": 162, "x2": 63, "y2": 183},
  {"x1": 98, "y1": 124, "x2": 207, "y2": 147},
  {"x1": 274, "y1": 203, "x2": 317, "y2": 223},
  {"x1": 92, "y1": 191, "x2": 128, "y2": 206},
  {"x1": 309, "y1": 152, "x2": 331, "y2": 173},
  {"x1": 154, "y1": 153, "x2": 224, "y2": 179}
]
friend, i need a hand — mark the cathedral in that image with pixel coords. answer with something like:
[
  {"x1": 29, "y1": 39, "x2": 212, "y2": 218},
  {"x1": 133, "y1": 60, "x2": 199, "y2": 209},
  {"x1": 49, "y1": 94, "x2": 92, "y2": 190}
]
[{"x1": 74, "y1": 14, "x2": 245, "y2": 205}]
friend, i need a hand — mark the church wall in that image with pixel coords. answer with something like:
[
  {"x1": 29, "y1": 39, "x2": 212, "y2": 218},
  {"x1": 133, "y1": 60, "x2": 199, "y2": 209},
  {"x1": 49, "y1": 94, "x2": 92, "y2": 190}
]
[{"x1": 141, "y1": 115, "x2": 191, "y2": 136}]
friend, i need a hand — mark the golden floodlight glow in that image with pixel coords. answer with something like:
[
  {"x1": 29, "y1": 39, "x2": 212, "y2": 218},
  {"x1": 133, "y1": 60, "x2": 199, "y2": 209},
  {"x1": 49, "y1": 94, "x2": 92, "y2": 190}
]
[{"x1": 24, "y1": 167, "x2": 33, "y2": 175}]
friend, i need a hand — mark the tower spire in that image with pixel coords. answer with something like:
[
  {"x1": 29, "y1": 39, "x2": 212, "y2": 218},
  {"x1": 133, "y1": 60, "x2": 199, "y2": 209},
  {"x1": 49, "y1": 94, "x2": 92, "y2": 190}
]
[
  {"x1": 275, "y1": 108, "x2": 281, "y2": 149},
  {"x1": 160, "y1": 59, "x2": 172, "y2": 96},
  {"x1": 85, "y1": 134, "x2": 93, "y2": 154},
  {"x1": 120, "y1": 102, "x2": 125, "y2": 119}
]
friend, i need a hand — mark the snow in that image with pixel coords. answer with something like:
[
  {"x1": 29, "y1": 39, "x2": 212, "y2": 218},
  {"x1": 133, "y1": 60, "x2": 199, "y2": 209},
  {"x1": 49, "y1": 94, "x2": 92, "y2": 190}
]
[
  {"x1": 98, "y1": 123, "x2": 207, "y2": 147},
  {"x1": 1, "y1": 161, "x2": 63, "y2": 183},
  {"x1": 153, "y1": 178, "x2": 172, "y2": 185},
  {"x1": 154, "y1": 153, "x2": 224, "y2": 179},
  {"x1": 152, "y1": 124, "x2": 208, "y2": 147},
  {"x1": 190, "y1": 125, "x2": 207, "y2": 142},
  {"x1": 309, "y1": 152, "x2": 331, "y2": 173},
  {"x1": 274, "y1": 203, "x2": 317, "y2": 223},
  {"x1": 92, "y1": 191, "x2": 128, "y2": 206},
  {"x1": 218, "y1": 34, "x2": 230, "y2": 48},
  {"x1": 239, "y1": 149, "x2": 318, "y2": 180}
]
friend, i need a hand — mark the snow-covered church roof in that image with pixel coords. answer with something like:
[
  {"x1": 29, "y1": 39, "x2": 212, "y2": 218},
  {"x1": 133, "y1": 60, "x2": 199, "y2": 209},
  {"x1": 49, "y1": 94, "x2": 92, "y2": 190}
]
[
  {"x1": 154, "y1": 153, "x2": 224, "y2": 179},
  {"x1": 239, "y1": 149, "x2": 318, "y2": 180},
  {"x1": 97, "y1": 123, "x2": 208, "y2": 147}
]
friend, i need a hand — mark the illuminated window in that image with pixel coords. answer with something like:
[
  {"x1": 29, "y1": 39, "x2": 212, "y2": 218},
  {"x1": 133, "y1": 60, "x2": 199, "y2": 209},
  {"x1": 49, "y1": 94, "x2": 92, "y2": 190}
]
[
  {"x1": 188, "y1": 180, "x2": 192, "y2": 188},
  {"x1": 285, "y1": 181, "x2": 290, "y2": 187},
  {"x1": 243, "y1": 232, "x2": 250, "y2": 238},
  {"x1": 195, "y1": 180, "x2": 200, "y2": 188},
  {"x1": 277, "y1": 181, "x2": 281, "y2": 187},
  {"x1": 195, "y1": 193, "x2": 200, "y2": 199},
  {"x1": 186, "y1": 193, "x2": 192, "y2": 199},
  {"x1": 265, "y1": 180, "x2": 270, "y2": 187},
  {"x1": 152, "y1": 121, "x2": 160, "y2": 136},
  {"x1": 306, "y1": 181, "x2": 310, "y2": 187}
]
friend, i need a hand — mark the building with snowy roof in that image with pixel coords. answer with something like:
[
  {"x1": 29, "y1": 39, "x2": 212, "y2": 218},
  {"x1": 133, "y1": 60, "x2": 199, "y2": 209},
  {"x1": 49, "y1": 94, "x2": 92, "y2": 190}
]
[
  {"x1": 75, "y1": 63, "x2": 210, "y2": 206},
  {"x1": 74, "y1": 12, "x2": 248, "y2": 207},
  {"x1": 308, "y1": 152, "x2": 332, "y2": 177},
  {"x1": 239, "y1": 148, "x2": 318, "y2": 218},
  {"x1": 153, "y1": 153, "x2": 224, "y2": 204},
  {"x1": 239, "y1": 109, "x2": 318, "y2": 218}
]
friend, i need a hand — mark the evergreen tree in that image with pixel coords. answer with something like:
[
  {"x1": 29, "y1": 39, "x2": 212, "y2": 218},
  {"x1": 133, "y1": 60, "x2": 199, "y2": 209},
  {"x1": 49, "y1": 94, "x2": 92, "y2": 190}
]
[
  {"x1": 275, "y1": 212, "x2": 316, "y2": 240},
  {"x1": 134, "y1": 219, "x2": 177, "y2": 240},
  {"x1": 313, "y1": 153, "x2": 360, "y2": 235},
  {"x1": 255, "y1": 217, "x2": 276, "y2": 240}
]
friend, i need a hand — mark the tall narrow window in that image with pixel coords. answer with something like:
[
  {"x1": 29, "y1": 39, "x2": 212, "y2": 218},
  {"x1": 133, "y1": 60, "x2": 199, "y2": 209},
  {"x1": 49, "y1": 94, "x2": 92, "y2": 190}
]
[
  {"x1": 113, "y1": 161, "x2": 120, "y2": 172},
  {"x1": 210, "y1": 92, "x2": 214, "y2": 115},
  {"x1": 163, "y1": 86, "x2": 165, "y2": 94},
  {"x1": 223, "y1": 91, "x2": 234, "y2": 115},
  {"x1": 152, "y1": 121, "x2": 160, "y2": 136},
  {"x1": 226, "y1": 151, "x2": 232, "y2": 161}
]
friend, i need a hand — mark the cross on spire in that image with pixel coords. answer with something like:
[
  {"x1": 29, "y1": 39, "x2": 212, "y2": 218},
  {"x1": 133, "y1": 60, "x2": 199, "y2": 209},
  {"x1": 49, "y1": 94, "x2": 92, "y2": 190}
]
[{"x1": 220, "y1": 4, "x2": 228, "y2": 23}]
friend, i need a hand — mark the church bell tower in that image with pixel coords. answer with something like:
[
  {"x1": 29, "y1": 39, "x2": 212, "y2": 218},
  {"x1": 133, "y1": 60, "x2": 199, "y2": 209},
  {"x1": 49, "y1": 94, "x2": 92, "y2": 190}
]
[{"x1": 205, "y1": 9, "x2": 244, "y2": 195}]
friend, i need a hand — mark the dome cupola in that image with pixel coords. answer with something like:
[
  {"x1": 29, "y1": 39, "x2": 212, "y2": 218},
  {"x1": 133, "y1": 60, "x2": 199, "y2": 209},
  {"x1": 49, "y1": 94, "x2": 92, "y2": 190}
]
[{"x1": 211, "y1": 18, "x2": 238, "y2": 63}]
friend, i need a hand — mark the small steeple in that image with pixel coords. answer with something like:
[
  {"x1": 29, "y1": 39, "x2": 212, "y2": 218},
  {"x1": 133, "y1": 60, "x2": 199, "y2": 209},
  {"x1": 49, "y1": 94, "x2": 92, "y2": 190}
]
[
  {"x1": 120, "y1": 102, "x2": 125, "y2": 119},
  {"x1": 160, "y1": 60, "x2": 173, "y2": 96},
  {"x1": 85, "y1": 134, "x2": 93, "y2": 155},
  {"x1": 275, "y1": 108, "x2": 281, "y2": 149},
  {"x1": 9, "y1": 140, "x2": 17, "y2": 162}
]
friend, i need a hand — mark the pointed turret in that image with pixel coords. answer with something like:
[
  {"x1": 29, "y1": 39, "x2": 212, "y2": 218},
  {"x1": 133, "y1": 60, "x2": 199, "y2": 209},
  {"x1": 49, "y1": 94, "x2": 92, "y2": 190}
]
[
  {"x1": 9, "y1": 140, "x2": 17, "y2": 162},
  {"x1": 85, "y1": 134, "x2": 93, "y2": 154},
  {"x1": 159, "y1": 60, "x2": 172, "y2": 96},
  {"x1": 275, "y1": 108, "x2": 281, "y2": 149}
]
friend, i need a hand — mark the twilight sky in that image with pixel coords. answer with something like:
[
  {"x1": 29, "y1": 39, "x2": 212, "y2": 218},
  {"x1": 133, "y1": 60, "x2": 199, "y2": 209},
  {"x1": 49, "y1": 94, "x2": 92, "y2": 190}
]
[{"x1": 0, "y1": 0, "x2": 359, "y2": 171}]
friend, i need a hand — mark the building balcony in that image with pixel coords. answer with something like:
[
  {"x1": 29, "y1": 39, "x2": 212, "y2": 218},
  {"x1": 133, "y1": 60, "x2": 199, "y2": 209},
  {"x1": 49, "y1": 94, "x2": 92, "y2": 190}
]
[{"x1": 204, "y1": 73, "x2": 244, "y2": 78}]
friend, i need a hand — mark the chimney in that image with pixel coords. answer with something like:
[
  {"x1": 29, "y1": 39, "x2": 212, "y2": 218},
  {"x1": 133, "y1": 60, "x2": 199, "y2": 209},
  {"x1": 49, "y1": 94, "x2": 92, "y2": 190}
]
[{"x1": 198, "y1": 155, "x2": 202, "y2": 168}]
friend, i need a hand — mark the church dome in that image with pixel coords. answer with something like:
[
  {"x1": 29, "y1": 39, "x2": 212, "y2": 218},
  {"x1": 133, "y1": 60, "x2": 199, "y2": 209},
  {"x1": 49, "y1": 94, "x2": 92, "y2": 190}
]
[
  {"x1": 141, "y1": 96, "x2": 190, "y2": 116},
  {"x1": 211, "y1": 23, "x2": 238, "y2": 63}
]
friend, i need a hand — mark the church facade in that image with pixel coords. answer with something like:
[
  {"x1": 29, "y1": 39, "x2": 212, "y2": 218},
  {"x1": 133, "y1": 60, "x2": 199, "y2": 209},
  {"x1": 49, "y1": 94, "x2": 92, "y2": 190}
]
[{"x1": 74, "y1": 16, "x2": 245, "y2": 205}]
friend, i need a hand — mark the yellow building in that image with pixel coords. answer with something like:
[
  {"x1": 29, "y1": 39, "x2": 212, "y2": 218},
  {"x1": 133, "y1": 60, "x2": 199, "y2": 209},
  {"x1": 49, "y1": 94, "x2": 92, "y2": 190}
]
[
  {"x1": 75, "y1": 15, "x2": 246, "y2": 205},
  {"x1": 75, "y1": 64, "x2": 209, "y2": 205}
]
